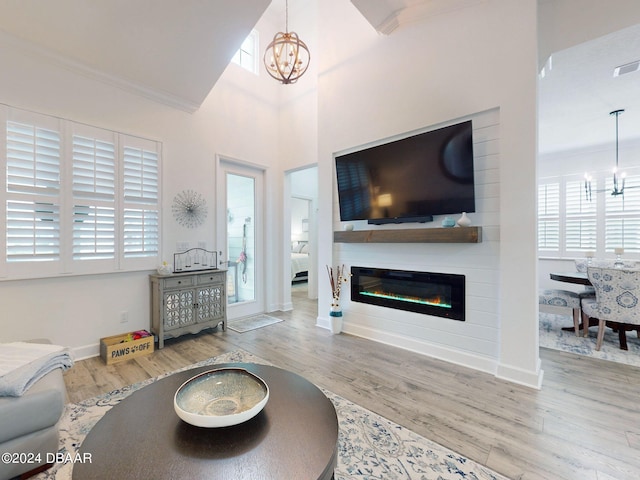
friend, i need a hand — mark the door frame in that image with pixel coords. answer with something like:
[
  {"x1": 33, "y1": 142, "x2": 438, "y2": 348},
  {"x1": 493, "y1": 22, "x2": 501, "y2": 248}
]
[
  {"x1": 285, "y1": 165, "x2": 319, "y2": 305},
  {"x1": 215, "y1": 155, "x2": 266, "y2": 320}
]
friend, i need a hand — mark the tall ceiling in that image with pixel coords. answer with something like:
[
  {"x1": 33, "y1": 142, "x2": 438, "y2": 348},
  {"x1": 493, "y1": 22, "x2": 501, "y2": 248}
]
[
  {"x1": 0, "y1": 0, "x2": 440, "y2": 112},
  {"x1": 0, "y1": 0, "x2": 271, "y2": 112},
  {"x1": 538, "y1": 23, "x2": 640, "y2": 156},
  {"x1": 0, "y1": 0, "x2": 637, "y2": 159}
]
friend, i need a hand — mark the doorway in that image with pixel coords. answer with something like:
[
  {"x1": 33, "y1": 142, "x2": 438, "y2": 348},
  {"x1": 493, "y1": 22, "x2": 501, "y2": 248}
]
[
  {"x1": 286, "y1": 166, "x2": 318, "y2": 303},
  {"x1": 216, "y1": 159, "x2": 265, "y2": 319}
]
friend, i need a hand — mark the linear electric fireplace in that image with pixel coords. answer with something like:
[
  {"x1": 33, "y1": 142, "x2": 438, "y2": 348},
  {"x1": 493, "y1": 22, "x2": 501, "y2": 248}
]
[{"x1": 351, "y1": 267, "x2": 465, "y2": 320}]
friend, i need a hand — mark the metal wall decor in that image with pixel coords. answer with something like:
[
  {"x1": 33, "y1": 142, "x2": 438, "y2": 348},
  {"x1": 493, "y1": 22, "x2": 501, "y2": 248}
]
[
  {"x1": 172, "y1": 189, "x2": 207, "y2": 228},
  {"x1": 173, "y1": 248, "x2": 218, "y2": 273}
]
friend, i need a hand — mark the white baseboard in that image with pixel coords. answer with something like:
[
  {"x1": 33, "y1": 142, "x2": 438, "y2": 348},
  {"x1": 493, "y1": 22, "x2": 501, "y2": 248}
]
[
  {"x1": 319, "y1": 318, "x2": 543, "y2": 389},
  {"x1": 316, "y1": 314, "x2": 331, "y2": 330},
  {"x1": 267, "y1": 302, "x2": 293, "y2": 312},
  {"x1": 496, "y1": 358, "x2": 544, "y2": 390},
  {"x1": 72, "y1": 343, "x2": 100, "y2": 361},
  {"x1": 343, "y1": 321, "x2": 498, "y2": 375}
]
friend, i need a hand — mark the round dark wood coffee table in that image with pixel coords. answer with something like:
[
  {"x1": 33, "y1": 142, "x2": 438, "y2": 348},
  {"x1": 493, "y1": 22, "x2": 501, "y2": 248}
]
[{"x1": 73, "y1": 363, "x2": 338, "y2": 479}]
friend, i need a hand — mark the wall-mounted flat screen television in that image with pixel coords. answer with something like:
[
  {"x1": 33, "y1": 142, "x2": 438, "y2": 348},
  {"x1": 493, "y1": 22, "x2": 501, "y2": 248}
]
[{"x1": 335, "y1": 120, "x2": 475, "y2": 224}]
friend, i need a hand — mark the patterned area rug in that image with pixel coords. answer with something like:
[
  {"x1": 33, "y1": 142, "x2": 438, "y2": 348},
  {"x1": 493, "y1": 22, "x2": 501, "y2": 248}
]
[
  {"x1": 35, "y1": 350, "x2": 508, "y2": 480},
  {"x1": 227, "y1": 314, "x2": 283, "y2": 333},
  {"x1": 540, "y1": 311, "x2": 640, "y2": 367}
]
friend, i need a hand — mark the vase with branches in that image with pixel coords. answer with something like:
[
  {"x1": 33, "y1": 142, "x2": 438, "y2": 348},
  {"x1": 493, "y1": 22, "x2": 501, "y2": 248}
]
[
  {"x1": 326, "y1": 264, "x2": 351, "y2": 307},
  {"x1": 326, "y1": 264, "x2": 350, "y2": 333}
]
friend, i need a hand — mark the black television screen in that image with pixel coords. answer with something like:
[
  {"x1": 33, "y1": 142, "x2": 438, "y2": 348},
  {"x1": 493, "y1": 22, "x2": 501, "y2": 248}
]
[{"x1": 335, "y1": 120, "x2": 475, "y2": 224}]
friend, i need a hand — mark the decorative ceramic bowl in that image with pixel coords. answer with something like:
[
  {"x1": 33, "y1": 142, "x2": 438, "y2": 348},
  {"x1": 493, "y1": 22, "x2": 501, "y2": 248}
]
[{"x1": 174, "y1": 368, "x2": 269, "y2": 428}]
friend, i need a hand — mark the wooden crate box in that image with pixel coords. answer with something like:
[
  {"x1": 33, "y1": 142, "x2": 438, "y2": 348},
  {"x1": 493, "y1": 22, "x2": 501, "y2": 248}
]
[{"x1": 100, "y1": 331, "x2": 154, "y2": 365}]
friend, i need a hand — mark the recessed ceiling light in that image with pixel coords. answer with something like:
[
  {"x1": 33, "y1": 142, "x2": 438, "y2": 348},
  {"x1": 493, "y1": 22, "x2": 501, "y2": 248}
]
[{"x1": 613, "y1": 60, "x2": 640, "y2": 77}]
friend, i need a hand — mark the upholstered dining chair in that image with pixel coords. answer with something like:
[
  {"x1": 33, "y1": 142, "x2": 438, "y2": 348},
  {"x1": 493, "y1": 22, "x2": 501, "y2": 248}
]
[
  {"x1": 582, "y1": 266, "x2": 640, "y2": 351},
  {"x1": 539, "y1": 289, "x2": 581, "y2": 336}
]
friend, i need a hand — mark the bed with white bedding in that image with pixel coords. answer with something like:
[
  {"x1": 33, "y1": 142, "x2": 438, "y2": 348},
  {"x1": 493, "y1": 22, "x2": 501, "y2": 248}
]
[{"x1": 291, "y1": 242, "x2": 309, "y2": 281}]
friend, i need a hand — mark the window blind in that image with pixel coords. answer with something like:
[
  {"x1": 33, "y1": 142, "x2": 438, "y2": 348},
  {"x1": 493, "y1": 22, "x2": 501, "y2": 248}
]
[
  {"x1": 122, "y1": 144, "x2": 159, "y2": 258},
  {"x1": 537, "y1": 182, "x2": 559, "y2": 251},
  {"x1": 72, "y1": 135, "x2": 116, "y2": 260},
  {"x1": 565, "y1": 179, "x2": 596, "y2": 252},
  {"x1": 6, "y1": 201, "x2": 60, "y2": 262},
  {"x1": 6, "y1": 122, "x2": 60, "y2": 194},
  {"x1": 1, "y1": 105, "x2": 161, "y2": 278},
  {"x1": 605, "y1": 174, "x2": 640, "y2": 254},
  {"x1": 72, "y1": 135, "x2": 115, "y2": 199},
  {"x1": 538, "y1": 170, "x2": 640, "y2": 258},
  {"x1": 6, "y1": 121, "x2": 61, "y2": 262}
]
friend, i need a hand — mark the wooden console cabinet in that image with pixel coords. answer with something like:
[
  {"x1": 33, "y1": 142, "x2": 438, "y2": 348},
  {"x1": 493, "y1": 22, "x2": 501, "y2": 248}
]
[{"x1": 150, "y1": 270, "x2": 227, "y2": 349}]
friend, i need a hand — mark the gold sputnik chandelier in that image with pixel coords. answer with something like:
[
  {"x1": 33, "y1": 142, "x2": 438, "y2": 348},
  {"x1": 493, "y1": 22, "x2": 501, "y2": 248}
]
[{"x1": 263, "y1": 0, "x2": 310, "y2": 84}]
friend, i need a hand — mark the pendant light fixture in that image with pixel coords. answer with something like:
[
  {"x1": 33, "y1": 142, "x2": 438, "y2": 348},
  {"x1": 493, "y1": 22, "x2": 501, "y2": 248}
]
[
  {"x1": 263, "y1": 0, "x2": 310, "y2": 84},
  {"x1": 584, "y1": 109, "x2": 626, "y2": 201}
]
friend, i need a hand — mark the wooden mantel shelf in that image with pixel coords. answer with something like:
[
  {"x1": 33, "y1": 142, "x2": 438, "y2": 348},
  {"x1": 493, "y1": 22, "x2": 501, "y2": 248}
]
[{"x1": 333, "y1": 226, "x2": 482, "y2": 244}]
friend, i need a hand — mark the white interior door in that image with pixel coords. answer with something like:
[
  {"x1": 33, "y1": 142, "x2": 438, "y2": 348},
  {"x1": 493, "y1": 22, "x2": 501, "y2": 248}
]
[{"x1": 216, "y1": 159, "x2": 264, "y2": 319}]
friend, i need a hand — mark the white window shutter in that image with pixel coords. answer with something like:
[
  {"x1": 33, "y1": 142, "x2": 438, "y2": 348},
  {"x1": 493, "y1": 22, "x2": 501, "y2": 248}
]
[
  {"x1": 565, "y1": 180, "x2": 596, "y2": 252},
  {"x1": 6, "y1": 121, "x2": 61, "y2": 262},
  {"x1": 72, "y1": 134, "x2": 116, "y2": 260},
  {"x1": 6, "y1": 122, "x2": 60, "y2": 194},
  {"x1": 538, "y1": 182, "x2": 560, "y2": 251},
  {"x1": 605, "y1": 174, "x2": 640, "y2": 254},
  {"x1": 72, "y1": 135, "x2": 115, "y2": 199},
  {"x1": 6, "y1": 201, "x2": 60, "y2": 262},
  {"x1": 123, "y1": 209, "x2": 159, "y2": 256},
  {"x1": 122, "y1": 141, "x2": 159, "y2": 258},
  {"x1": 2, "y1": 106, "x2": 161, "y2": 278}
]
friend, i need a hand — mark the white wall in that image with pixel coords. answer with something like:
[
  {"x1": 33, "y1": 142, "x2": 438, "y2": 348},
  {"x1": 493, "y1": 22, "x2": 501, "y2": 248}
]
[
  {"x1": 317, "y1": 0, "x2": 541, "y2": 387},
  {"x1": 0, "y1": 9, "x2": 283, "y2": 358}
]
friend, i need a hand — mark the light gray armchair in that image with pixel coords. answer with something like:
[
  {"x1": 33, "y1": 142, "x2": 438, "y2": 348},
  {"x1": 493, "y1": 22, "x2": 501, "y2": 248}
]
[
  {"x1": 0, "y1": 341, "x2": 69, "y2": 480},
  {"x1": 582, "y1": 266, "x2": 640, "y2": 351}
]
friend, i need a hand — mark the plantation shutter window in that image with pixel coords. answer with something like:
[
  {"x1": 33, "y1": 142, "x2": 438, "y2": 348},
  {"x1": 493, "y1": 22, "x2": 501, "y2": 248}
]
[
  {"x1": 565, "y1": 179, "x2": 596, "y2": 253},
  {"x1": 122, "y1": 139, "x2": 160, "y2": 259},
  {"x1": 605, "y1": 174, "x2": 640, "y2": 254},
  {"x1": 537, "y1": 182, "x2": 560, "y2": 252},
  {"x1": 0, "y1": 104, "x2": 161, "y2": 279},
  {"x1": 6, "y1": 201, "x2": 60, "y2": 262},
  {"x1": 539, "y1": 168, "x2": 640, "y2": 258},
  {"x1": 72, "y1": 132, "x2": 116, "y2": 261},
  {"x1": 6, "y1": 118, "x2": 61, "y2": 263}
]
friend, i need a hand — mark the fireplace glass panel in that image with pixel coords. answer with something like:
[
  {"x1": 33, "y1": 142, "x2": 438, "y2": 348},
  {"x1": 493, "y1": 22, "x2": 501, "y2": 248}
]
[
  {"x1": 359, "y1": 276, "x2": 453, "y2": 309},
  {"x1": 351, "y1": 267, "x2": 465, "y2": 320}
]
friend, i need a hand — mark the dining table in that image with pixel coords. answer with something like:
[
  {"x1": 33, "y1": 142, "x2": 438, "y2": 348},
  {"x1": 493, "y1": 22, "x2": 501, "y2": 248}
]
[{"x1": 549, "y1": 271, "x2": 591, "y2": 286}]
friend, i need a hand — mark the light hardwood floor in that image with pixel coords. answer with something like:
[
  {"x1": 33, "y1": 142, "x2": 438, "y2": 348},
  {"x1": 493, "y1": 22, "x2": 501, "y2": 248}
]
[{"x1": 64, "y1": 285, "x2": 640, "y2": 480}]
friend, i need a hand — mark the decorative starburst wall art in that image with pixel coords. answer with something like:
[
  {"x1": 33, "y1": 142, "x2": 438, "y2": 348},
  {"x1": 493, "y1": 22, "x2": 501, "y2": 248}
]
[{"x1": 172, "y1": 189, "x2": 208, "y2": 228}]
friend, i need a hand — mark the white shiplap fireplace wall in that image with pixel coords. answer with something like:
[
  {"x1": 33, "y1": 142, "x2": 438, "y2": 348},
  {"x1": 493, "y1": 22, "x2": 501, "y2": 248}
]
[{"x1": 333, "y1": 108, "x2": 501, "y2": 373}]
